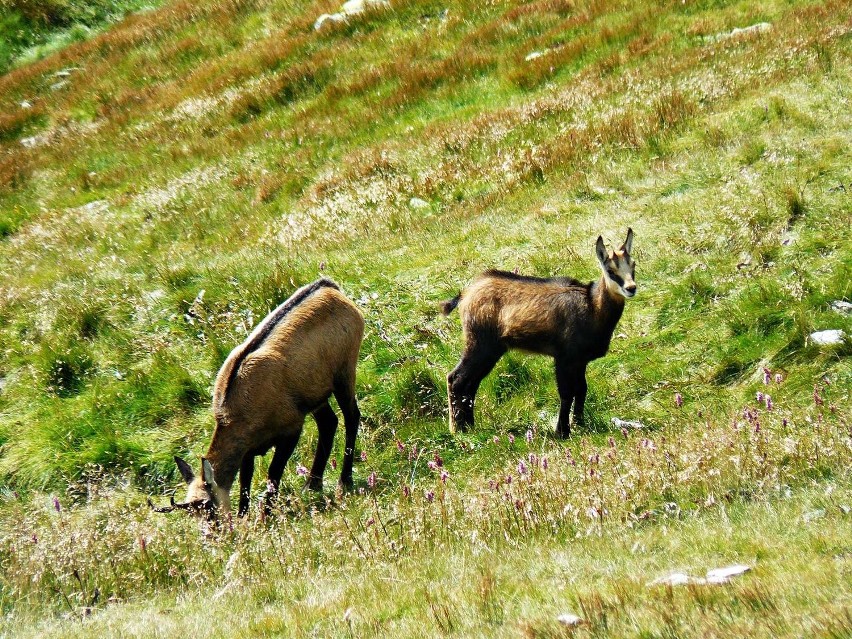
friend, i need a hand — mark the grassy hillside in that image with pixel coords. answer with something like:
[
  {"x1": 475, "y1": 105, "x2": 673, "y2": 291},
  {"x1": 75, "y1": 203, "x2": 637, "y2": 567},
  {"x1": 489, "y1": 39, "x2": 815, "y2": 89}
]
[{"x1": 0, "y1": 0, "x2": 850, "y2": 635}]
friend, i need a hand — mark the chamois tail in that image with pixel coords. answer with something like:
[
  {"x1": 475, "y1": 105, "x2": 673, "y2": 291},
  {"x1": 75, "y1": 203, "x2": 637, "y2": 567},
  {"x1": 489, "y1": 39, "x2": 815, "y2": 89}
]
[{"x1": 440, "y1": 293, "x2": 461, "y2": 316}]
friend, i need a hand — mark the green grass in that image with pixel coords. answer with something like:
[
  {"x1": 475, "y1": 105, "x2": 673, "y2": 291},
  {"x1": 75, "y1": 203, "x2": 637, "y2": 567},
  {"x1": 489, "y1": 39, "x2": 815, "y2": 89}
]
[{"x1": 0, "y1": 0, "x2": 850, "y2": 634}]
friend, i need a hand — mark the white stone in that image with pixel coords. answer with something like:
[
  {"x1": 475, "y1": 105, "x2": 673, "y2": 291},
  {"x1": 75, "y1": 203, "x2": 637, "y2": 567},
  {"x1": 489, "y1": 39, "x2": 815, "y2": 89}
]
[
  {"x1": 611, "y1": 417, "x2": 644, "y2": 429},
  {"x1": 809, "y1": 329, "x2": 845, "y2": 346},
  {"x1": 711, "y1": 22, "x2": 772, "y2": 42},
  {"x1": 556, "y1": 613, "x2": 583, "y2": 626},
  {"x1": 525, "y1": 51, "x2": 546, "y2": 61},
  {"x1": 314, "y1": 12, "x2": 349, "y2": 30},
  {"x1": 20, "y1": 100, "x2": 32, "y2": 109},
  {"x1": 648, "y1": 572, "x2": 706, "y2": 587},
  {"x1": 409, "y1": 197, "x2": 430, "y2": 209},
  {"x1": 705, "y1": 564, "x2": 751, "y2": 584},
  {"x1": 831, "y1": 301, "x2": 852, "y2": 315}
]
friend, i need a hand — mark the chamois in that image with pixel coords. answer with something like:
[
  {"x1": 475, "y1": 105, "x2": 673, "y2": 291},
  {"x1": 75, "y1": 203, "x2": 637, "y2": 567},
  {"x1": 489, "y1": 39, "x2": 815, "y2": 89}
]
[
  {"x1": 443, "y1": 229, "x2": 636, "y2": 437},
  {"x1": 151, "y1": 278, "x2": 363, "y2": 520}
]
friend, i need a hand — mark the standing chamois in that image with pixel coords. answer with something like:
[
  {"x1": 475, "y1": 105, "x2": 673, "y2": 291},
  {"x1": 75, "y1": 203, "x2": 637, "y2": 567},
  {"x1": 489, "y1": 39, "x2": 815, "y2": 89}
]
[
  {"x1": 443, "y1": 229, "x2": 636, "y2": 437},
  {"x1": 151, "y1": 277, "x2": 363, "y2": 520}
]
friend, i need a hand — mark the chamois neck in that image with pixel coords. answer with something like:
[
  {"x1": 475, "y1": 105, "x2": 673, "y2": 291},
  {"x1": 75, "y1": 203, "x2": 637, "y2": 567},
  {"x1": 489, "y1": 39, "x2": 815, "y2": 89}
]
[
  {"x1": 592, "y1": 276, "x2": 626, "y2": 322},
  {"x1": 205, "y1": 436, "x2": 241, "y2": 491}
]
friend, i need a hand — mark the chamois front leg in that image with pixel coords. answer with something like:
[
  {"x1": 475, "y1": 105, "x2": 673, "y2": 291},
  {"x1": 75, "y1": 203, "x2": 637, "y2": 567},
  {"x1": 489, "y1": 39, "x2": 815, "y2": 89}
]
[
  {"x1": 572, "y1": 364, "x2": 588, "y2": 429},
  {"x1": 554, "y1": 358, "x2": 577, "y2": 438},
  {"x1": 238, "y1": 454, "x2": 255, "y2": 517},
  {"x1": 307, "y1": 402, "x2": 338, "y2": 491},
  {"x1": 263, "y1": 433, "x2": 300, "y2": 513}
]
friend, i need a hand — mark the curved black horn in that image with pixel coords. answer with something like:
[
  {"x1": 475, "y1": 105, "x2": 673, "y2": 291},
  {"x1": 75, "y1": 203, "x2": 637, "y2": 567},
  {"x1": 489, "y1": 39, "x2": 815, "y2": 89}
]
[{"x1": 148, "y1": 495, "x2": 178, "y2": 513}]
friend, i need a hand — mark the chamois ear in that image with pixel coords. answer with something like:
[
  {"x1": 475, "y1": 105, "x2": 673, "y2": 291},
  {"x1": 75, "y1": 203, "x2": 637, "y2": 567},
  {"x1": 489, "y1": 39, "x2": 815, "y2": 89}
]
[
  {"x1": 622, "y1": 228, "x2": 634, "y2": 255},
  {"x1": 175, "y1": 456, "x2": 195, "y2": 484},
  {"x1": 201, "y1": 457, "x2": 216, "y2": 487},
  {"x1": 595, "y1": 235, "x2": 608, "y2": 266}
]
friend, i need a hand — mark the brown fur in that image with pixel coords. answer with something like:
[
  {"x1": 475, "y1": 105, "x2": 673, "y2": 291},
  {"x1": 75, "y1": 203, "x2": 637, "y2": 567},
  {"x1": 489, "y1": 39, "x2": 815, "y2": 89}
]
[
  {"x1": 172, "y1": 278, "x2": 364, "y2": 519},
  {"x1": 444, "y1": 229, "x2": 636, "y2": 437}
]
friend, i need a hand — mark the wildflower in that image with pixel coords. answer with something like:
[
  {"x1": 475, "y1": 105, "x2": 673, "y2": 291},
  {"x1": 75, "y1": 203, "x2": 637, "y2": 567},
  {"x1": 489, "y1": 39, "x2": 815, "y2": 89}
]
[
  {"x1": 52, "y1": 496, "x2": 61, "y2": 513},
  {"x1": 675, "y1": 392, "x2": 683, "y2": 408},
  {"x1": 621, "y1": 427, "x2": 629, "y2": 438},
  {"x1": 360, "y1": 450, "x2": 368, "y2": 462},
  {"x1": 508, "y1": 433, "x2": 515, "y2": 444},
  {"x1": 367, "y1": 471, "x2": 377, "y2": 489},
  {"x1": 493, "y1": 435, "x2": 500, "y2": 444},
  {"x1": 518, "y1": 460, "x2": 528, "y2": 476},
  {"x1": 396, "y1": 439, "x2": 405, "y2": 453},
  {"x1": 408, "y1": 443, "x2": 418, "y2": 461},
  {"x1": 765, "y1": 395, "x2": 773, "y2": 411},
  {"x1": 541, "y1": 456, "x2": 548, "y2": 470},
  {"x1": 782, "y1": 418, "x2": 788, "y2": 428},
  {"x1": 608, "y1": 436, "x2": 616, "y2": 448},
  {"x1": 331, "y1": 459, "x2": 337, "y2": 471},
  {"x1": 763, "y1": 367, "x2": 771, "y2": 385},
  {"x1": 296, "y1": 464, "x2": 309, "y2": 477},
  {"x1": 775, "y1": 373, "x2": 783, "y2": 384},
  {"x1": 528, "y1": 453, "x2": 538, "y2": 467},
  {"x1": 506, "y1": 474, "x2": 513, "y2": 484},
  {"x1": 566, "y1": 450, "x2": 576, "y2": 465},
  {"x1": 425, "y1": 489, "x2": 435, "y2": 503},
  {"x1": 427, "y1": 460, "x2": 438, "y2": 471},
  {"x1": 402, "y1": 485, "x2": 411, "y2": 498},
  {"x1": 366, "y1": 517, "x2": 375, "y2": 528},
  {"x1": 525, "y1": 428, "x2": 533, "y2": 444},
  {"x1": 433, "y1": 452, "x2": 443, "y2": 468},
  {"x1": 813, "y1": 385, "x2": 824, "y2": 406},
  {"x1": 756, "y1": 391, "x2": 764, "y2": 404},
  {"x1": 31, "y1": 534, "x2": 37, "y2": 544},
  {"x1": 440, "y1": 470, "x2": 449, "y2": 483}
]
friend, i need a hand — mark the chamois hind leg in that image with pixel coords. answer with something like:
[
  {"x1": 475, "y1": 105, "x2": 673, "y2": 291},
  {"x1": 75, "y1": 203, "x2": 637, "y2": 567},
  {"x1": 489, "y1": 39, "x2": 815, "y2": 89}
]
[
  {"x1": 334, "y1": 375, "x2": 360, "y2": 490},
  {"x1": 306, "y1": 401, "x2": 338, "y2": 491},
  {"x1": 554, "y1": 358, "x2": 577, "y2": 438},
  {"x1": 237, "y1": 454, "x2": 256, "y2": 517},
  {"x1": 263, "y1": 432, "x2": 300, "y2": 513},
  {"x1": 448, "y1": 338, "x2": 506, "y2": 433}
]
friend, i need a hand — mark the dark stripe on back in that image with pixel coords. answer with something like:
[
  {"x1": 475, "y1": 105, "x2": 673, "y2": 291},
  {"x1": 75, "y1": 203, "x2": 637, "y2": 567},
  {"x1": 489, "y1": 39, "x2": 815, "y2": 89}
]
[
  {"x1": 223, "y1": 277, "x2": 340, "y2": 399},
  {"x1": 483, "y1": 269, "x2": 588, "y2": 289}
]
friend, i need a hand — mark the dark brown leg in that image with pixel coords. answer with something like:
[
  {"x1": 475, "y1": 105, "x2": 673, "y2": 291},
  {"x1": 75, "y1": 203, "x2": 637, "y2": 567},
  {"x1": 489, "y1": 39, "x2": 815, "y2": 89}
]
[
  {"x1": 237, "y1": 454, "x2": 255, "y2": 517},
  {"x1": 334, "y1": 380, "x2": 360, "y2": 490},
  {"x1": 263, "y1": 432, "x2": 300, "y2": 513},
  {"x1": 554, "y1": 358, "x2": 577, "y2": 438},
  {"x1": 572, "y1": 364, "x2": 588, "y2": 429},
  {"x1": 448, "y1": 339, "x2": 506, "y2": 433},
  {"x1": 307, "y1": 402, "x2": 338, "y2": 491}
]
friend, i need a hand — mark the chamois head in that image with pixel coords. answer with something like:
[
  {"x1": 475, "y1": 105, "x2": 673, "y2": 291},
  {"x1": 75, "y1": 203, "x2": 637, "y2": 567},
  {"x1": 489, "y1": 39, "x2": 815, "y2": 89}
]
[
  {"x1": 595, "y1": 228, "x2": 636, "y2": 299},
  {"x1": 149, "y1": 456, "x2": 228, "y2": 521}
]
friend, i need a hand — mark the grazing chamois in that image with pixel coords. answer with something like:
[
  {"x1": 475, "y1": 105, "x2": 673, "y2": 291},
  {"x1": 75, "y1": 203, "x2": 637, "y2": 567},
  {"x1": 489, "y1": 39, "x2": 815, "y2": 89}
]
[
  {"x1": 443, "y1": 229, "x2": 636, "y2": 437},
  {"x1": 150, "y1": 278, "x2": 363, "y2": 520}
]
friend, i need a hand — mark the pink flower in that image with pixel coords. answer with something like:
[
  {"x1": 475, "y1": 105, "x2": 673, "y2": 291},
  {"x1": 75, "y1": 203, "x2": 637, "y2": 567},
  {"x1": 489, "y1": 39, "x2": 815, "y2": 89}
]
[
  {"x1": 541, "y1": 456, "x2": 548, "y2": 471},
  {"x1": 402, "y1": 485, "x2": 411, "y2": 498},
  {"x1": 360, "y1": 450, "x2": 368, "y2": 462},
  {"x1": 525, "y1": 429, "x2": 533, "y2": 444},
  {"x1": 493, "y1": 435, "x2": 500, "y2": 444},
  {"x1": 425, "y1": 490, "x2": 435, "y2": 503},
  {"x1": 396, "y1": 439, "x2": 405, "y2": 453},
  {"x1": 765, "y1": 395, "x2": 773, "y2": 411},
  {"x1": 52, "y1": 496, "x2": 61, "y2": 513},
  {"x1": 675, "y1": 392, "x2": 683, "y2": 408},
  {"x1": 518, "y1": 460, "x2": 528, "y2": 476},
  {"x1": 775, "y1": 373, "x2": 783, "y2": 384},
  {"x1": 367, "y1": 471, "x2": 377, "y2": 489},
  {"x1": 432, "y1": 452, "x2": 443, "y2": 468},
  {"x1": 440, "y1": 470, "x2": 449, "y2": 483},
  {"x1": 813, "y1": 386, "x2": 824, "y2": 406},
  {"x1": 296, "y1": 464, "x2": 309, "y2": 477},
  {"x1": 427, "y1": 460, "x2": 438, "y2": 471},
  {"x1": 756, "y1": 391, "x2": 764, "y2": 404},
  {"x1": 763, "y1": 367, "x2": 771, "y2": 385},
  {"x1": 508, "y1": 433, "x2": 515, "y2": 444}
]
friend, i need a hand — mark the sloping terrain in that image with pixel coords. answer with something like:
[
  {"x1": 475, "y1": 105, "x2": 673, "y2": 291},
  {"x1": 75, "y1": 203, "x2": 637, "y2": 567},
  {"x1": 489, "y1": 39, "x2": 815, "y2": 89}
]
[{"x1": 0, "y1": 0, "x2": 850, "y2": 635}]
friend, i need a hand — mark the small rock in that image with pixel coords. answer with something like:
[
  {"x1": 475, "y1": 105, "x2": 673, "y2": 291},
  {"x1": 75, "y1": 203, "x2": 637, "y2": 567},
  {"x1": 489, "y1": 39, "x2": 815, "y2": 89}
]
[
  {"x1": 648, "y1": 572, "x2": 706, "y2": 587},
  {"x1": 611, "y1": 417, "x2": 644, "y2": 430},
  {"x1": 556, "y1": 613, "x2": 583, "y2": 626},
  {"x1": 705, "y1": 564, "x2": 751, "y2": 584},
  {"x1": 830, "y1": 301, "x2": 852, "y2": 315},
  {"x1": 20, "y1": 136, "x2": 39, "y2": 148},
  {"x1": 314, "y1": 13, "x2": 347, "y2": 30},
  {"x1": 20, "y1": 100, "x2": 32, "y2": 109},
  {"x1": 839, "y1": 505, "x2": 851, "y2": 515},
  {"x1": 525, "y1": 50, "x2": 547, "y2": 61},
  {"x1": 803, "y1": 508, "x2": 826, "y2": 523},
  {"x1": 711, "y1": 22, "x2": 772, "y2": 42},
  {"x1": 409, "y1": 197, "x2": 430, "y2": 209},
  {"x1": 809, "y1": 329, "x2": 846, "y2": 346},
  {"x1": 50, "y1": 80, "x2": 69, "y2": 91}
]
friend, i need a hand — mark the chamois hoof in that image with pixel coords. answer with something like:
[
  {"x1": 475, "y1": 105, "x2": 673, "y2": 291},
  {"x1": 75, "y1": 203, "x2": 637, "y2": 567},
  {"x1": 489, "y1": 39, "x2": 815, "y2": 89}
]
[
  {"x1": 338, "y1": 477, "x2": 354, "y2": 491},
  {"x1": 305, "y1": 477, "x2": 324, "y2": 492}
]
